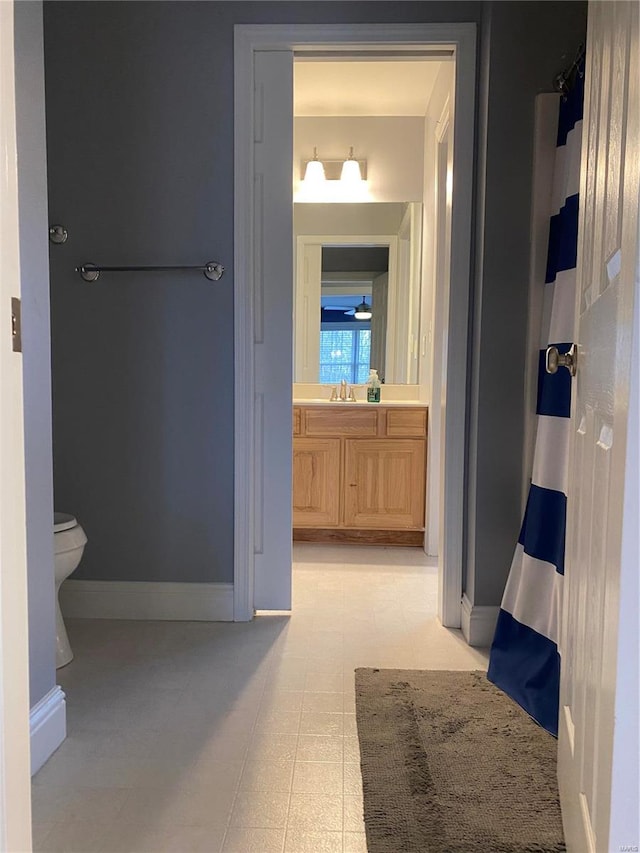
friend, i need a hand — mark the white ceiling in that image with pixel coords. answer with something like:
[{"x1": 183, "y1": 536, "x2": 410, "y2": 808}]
[{"x1": 294, "y1": 60, "x2": 443, "y2": 117}]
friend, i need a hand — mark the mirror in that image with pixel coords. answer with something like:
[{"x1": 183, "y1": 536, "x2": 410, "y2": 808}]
[{"x1": 294, "y1": 202, "x2": 423, "y2": 385}]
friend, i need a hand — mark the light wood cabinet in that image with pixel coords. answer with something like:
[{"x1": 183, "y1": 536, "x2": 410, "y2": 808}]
[
  {"x1": 292, "y1": 438, "x2": 341, "y2": 527},
  {"x1": 293, "y1": 405, "x2": 428, "y2": 545},
  {"x1": 343, "y1": 439, "x2": 426, "y2": 529}
]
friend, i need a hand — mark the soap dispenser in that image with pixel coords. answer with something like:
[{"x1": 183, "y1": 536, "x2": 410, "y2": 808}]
[{"x1": 366, "y1": 369, "x2": 381, "y2": 403}]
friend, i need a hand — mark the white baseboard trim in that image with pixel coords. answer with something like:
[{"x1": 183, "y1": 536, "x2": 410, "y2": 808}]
[
  {"x1": 60, "y1": 580, "x2": 235, "y2": 621},
  {"x1": 460, "y1": 593, "x2": 500, "y2": 647},
  {"x1": 30, "y1": 686, "x2": 66, "y2": 776}
]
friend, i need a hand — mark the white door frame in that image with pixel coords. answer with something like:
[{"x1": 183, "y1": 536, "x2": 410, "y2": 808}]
[
  {"x1": 425, "y1": 98, "x2": 451, "y2": 561},
  {"x1": 234, "y1": 23, "x2": 476, "y2": 626},
  {"x1": 0, "y1": 0, "x2": 33, "y2": 846}
]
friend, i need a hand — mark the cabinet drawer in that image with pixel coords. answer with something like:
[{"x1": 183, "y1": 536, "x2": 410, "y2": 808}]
[
  {"x1": 385, "y1": 408, "x2": 427, "y2": 437},
  {"x1": 293, "y1": 407, "x2": 301, "y2": 436},
  {"x1": 304, "y1": 407, "x2": 378, "y2": 437}
]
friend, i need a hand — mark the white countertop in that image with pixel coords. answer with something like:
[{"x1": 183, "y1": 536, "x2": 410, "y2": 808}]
[{"x1": 293, "y1": 399, "x2": 426, "y2": 407}]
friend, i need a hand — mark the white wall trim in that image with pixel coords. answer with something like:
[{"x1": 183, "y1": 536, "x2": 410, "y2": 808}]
[
  {"x1": 60, "y1": 581, "x2": 234, "y2": 621},
  {"x1": 30, "y1": 686, "x2": 66, "y2": 776},
  {"x1": 234, "y1": 22, "x2": 476, "y2": 624},
  {"x1": 460, "y1": 593, "x2": 499, "y2": 647}
]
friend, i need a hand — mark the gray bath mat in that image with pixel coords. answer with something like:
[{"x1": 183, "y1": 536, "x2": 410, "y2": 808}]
[{"x1": 355, "y1": 668, "x2": 565, "y2": 852}]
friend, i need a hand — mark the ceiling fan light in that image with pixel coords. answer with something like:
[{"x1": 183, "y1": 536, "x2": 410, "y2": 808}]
[{"x1": 353, "y1": 296, "x2": 372, "y2": 320}]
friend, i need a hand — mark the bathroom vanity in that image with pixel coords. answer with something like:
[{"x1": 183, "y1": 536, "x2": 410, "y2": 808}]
[{"x1": 292, "y1": 403, "x2": 428, "y2": 545}]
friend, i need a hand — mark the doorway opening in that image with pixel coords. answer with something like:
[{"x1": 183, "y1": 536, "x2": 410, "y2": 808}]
[
  {"x1": 233, "y1": 24, "x2": 476, "y2": 627},
  {"x1": 292, "y1": 55, "x2": 443, "y2": 559}
]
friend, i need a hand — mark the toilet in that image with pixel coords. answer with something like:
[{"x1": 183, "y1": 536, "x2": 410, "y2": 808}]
[{"x1": 54, "y1": 512, "x2": 87, "y2": 668}]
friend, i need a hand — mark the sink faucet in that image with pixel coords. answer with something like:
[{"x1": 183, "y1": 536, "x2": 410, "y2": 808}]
[{"x1": 339, "y1": 378, "x2": 347, "y2": 401}]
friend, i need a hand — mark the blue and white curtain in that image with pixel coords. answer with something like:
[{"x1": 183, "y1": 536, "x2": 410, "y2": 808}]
[{"x1": 488, "y1": 66, "x2": 584, "y2": 737}]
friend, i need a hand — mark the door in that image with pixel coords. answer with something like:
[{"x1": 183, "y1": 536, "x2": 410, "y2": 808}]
[
  {"x1": 0, "y1": 0, "x2": 33, "y2": 846},
  {"x1": 344, "y1": 438, "x2": 426, "y2": 529},
  {"x1": 292, "y1": 438, "x2": 341, "y2": 527},
  {"x1": 558, "y1": 4, "x2": 639, "y2": 851},
  {"x1": 252, "y1": 49, "x2": 294, "y2": 611}
]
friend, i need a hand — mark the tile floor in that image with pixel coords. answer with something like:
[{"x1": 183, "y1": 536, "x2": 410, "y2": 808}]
[{"x1": 32, "y1": 544, "x2": 489, "y2": 852}]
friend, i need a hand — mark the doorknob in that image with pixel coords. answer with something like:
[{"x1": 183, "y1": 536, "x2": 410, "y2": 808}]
[{"x1": 545, "y1": 343, "x2": 577, "y2": 377}]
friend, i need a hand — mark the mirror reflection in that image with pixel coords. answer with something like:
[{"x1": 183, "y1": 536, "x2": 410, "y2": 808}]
[
  {"x1": 294, "y1": 202, "x2": 423, "y2": 385},
  {"x1": 319, "y1": 245, "x2": 387, "y2": 384}
]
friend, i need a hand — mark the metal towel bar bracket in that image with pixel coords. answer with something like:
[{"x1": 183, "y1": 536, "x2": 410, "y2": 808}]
[{"x1": 75, "y1": 262, "x2": 224, "y2": 282}]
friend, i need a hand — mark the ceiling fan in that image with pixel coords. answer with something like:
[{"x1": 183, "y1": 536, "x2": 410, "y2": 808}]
[{"x1": 322, "y1": 296, "x2": 372, "y2": 319}]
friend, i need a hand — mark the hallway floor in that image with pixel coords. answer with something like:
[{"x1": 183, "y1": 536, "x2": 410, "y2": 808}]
[{"x1": 32, "y1": 544, "x2": 488, "y2": 852}]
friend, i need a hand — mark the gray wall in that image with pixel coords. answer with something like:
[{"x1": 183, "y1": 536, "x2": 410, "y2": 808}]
[
  {"x1": 42, "y1": 1, "x2": 586, "y2": 606},
  {"x1": 42, "y1": 1, "x2": 482, "y2": 586},
  {"x1": 465, "y1": 0, "x2": 587, "y2": 606},
  {"x1": 15, "y1": 0, "x2": 56, "y2": 707}
]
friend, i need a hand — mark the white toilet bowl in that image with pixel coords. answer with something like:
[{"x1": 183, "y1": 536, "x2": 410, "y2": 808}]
[{"x1": 54, "y1": 512, "x2": 87, "y2": 668}]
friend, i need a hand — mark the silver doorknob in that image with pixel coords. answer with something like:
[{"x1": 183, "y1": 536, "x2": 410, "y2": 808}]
[{"x1": 545, "y1": 343, "x2": 577, "y2": 377}]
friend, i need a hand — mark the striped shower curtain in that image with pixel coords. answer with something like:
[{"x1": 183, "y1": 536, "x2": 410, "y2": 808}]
[{"x1": 487, "y1": 67, "x2": 584, "y2": 737}]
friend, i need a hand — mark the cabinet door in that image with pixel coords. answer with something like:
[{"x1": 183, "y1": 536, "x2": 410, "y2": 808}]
[
  {"x1": 293, "y1": 438, "x2": 341, "y2": 527},
  {"x1": 344, "y1": 439, "x2": 426, "y2": 529}
]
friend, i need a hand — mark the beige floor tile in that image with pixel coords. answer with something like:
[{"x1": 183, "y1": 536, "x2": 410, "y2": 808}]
[
  {"x1": 292, "y1": 761, "x2": 343, "y2": 794},
  {"x1": 118, "y1": 784, "x2": 234, "y2": 829},
  {"x1": 33, "y1": 545, "x2": 490, "y2": 852},
  {"x1": 288, "y1": 793, "x2": 343, "y2": 832},
  {"x1": 301, "y1": 692, "x2": 344, "y2": 714},
  {"x1": 343, "y1": 714, "x2": 358, "y2": 737},
  {"x1": 229, "y1": 790, "x2": 290, "y2": 829},
  {"x1": 245, "y1": 733, "x2": 299, "y2": 763},
  {"x1": 343, "y1": 737, "x2": 361, "y2": 764},
  {"x1": 239, "y1": 758, "x2": 295, "y2": 792},
  {"x1": 343, "y1": 794, "x2": 365, "y2": 833},
  {"x1": 304, "y1": 671, "x2": 344, "y2": 693},
  {"x1": 182, "y1": 757, "x2": 244, "y2": 790},
  {"x1": 222, "y1": 826, "x2": 286, "y2": 852},
  {"x1": 343, "y1": 831, "x2": 368, "y2": 852},
  {"x1": 296, "y1": 735, "x2": 343, "y2": 763},
  {"x1": 31, "y1": 785, "x2": 127, "y2": 826},
  {"x1": 32, "y1": 822, "x2": 56, "y2": 853},
  {"x1": 284, "y1": 828, "x2": 343, "y2": 853},
  {"x1": 102, "y1": 821, "x2": 226, "y2": 853},
  {"x1": 299, "y1": 712, "x2": 344, "y2": 736},
  {"x1": 253, "y1": 710, "x2": 301, "y2": 735},
  {"x1": 33, "y1": 821, "x2": 112, "y2": 853},
  {"x1": 260, "y1": 690, "x2": 304, "y2": 714},
  {"x1": 343, "y1": 763, "x2": 364, "y2": 797}
]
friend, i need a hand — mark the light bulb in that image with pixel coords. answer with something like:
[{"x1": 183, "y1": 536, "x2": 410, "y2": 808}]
[
  {"x1": 303, "y1": 148, "x2": 325, "y2": 186},
  {"x1": 341, "y1": 147, "x2": 362, "y2": 185}
]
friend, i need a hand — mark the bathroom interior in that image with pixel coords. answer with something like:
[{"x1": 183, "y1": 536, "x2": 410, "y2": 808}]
[
  {"x1": 290, "y1": 53, "x2": 451, "y2": 566},
  {"x1": 15, "y1": 1, "x2": 593, "y2": 848}
]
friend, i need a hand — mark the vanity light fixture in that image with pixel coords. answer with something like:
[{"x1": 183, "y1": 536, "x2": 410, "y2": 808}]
[
  {"x1": 297, "y1": 148, "x2": 367, "y2": 202},
  {"x1": 302, "y1": 147, "x2": 326, "y2": 186},
  {"x1": 341, "y1": 147, "x2": 363, "y2": 185},
  {"x1": 353, "y1": 296, "x2": 372, "y2": 320}
]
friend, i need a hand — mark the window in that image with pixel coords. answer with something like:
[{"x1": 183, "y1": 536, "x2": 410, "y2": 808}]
[{"x1": 319, "y1": 324, "x2": 371, "y2": 384}]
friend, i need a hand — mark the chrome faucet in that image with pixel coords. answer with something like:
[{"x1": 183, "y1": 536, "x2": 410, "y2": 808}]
[{"x1": 339, "y1": 378, "x2": 347, "y2": 401}]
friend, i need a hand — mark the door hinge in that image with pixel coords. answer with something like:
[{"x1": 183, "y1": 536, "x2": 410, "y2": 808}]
[{"x1": 11, "y1": 297, "x2": 22, "y2": 353}]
